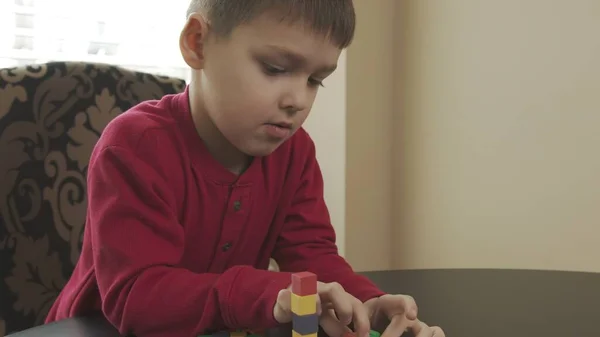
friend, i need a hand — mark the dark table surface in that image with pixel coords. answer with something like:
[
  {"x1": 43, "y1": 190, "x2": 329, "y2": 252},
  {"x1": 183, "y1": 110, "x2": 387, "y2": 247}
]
[
  {"x1": 7, "y1": 269, "x2": 600, "y2": 337},
  {"x1": 364, "y1": 269, "x2": 600, "y2": 336}
]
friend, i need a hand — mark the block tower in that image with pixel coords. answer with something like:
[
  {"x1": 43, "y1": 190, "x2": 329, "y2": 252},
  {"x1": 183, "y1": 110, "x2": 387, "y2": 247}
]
[{"x1": 291, "y1": 272, "x2": 319, "y2": 337}]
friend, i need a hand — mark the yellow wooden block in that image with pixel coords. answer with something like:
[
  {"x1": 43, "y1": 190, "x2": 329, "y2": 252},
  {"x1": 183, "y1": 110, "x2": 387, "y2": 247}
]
[
  {"x1": 230, "y1": 331, "x2": 246, "y2": 337},
  {"x1": 293, "y1": 331, "x2": 317, "y2": 337},
  {"x1": 291, "y1": 293, "x2": 317, "y2": 315}
]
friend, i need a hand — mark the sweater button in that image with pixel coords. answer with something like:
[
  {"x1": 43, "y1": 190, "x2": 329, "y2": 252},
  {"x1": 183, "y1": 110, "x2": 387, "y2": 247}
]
[
  {"x1": 222, "y1": 242, "x2": 232, "y2": 251},
  {"x1": 233, "y1": 200, "x2": 241, "y2": 211}
]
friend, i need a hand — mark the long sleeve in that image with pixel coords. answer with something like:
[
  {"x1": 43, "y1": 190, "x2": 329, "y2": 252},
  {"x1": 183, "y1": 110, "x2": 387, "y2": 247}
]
[
  {"x1": 88, "y1": 144, "x2": 292, "y2": 336},
  {"x1": 271, "y1": 138, "x2": 386, "y2": 303}
]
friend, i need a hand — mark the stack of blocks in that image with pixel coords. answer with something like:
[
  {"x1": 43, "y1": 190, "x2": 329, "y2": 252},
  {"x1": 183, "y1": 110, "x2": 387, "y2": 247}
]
[
  {"x1": 290, "y1": 272, "x2": 381, "y2": 337},
  {"x1": 291, "y1": 272, "x2": 319, "y2": 337}
]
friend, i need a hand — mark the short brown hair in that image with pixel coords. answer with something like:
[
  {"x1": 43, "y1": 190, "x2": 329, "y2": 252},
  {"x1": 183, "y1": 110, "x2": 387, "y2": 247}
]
[{"x1": 186, "y1": 0, "x2": 356, "y2": 48}]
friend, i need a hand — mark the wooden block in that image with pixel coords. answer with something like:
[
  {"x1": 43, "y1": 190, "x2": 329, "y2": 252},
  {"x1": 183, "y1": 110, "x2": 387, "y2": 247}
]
[
  {"x1": 343, "y1": 332, "x2": 356, "y2": 337},
  {"x1": 292, "y1": 331, "x2": 317, "y2": 337},
  {"x1": 292, "y1": 313, "x2": 319, "y2": 335},
  {"x1": 291, "y1": 272, "x2": 317, "y2": 296},
  {"x1": 291, "y1": 293, "x2": 317, "y2": 315}
]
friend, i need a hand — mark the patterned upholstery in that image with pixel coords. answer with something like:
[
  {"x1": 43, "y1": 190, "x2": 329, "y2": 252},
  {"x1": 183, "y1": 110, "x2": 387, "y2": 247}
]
[{"x1": 0, "y1": 61, "x2": 186, "y2": 334}]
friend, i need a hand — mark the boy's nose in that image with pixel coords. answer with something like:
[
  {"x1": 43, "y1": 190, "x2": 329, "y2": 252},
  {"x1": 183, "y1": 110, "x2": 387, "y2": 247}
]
[
  {"x1": 279, "y1": 85, "x2": 311, "y2": 114},
  {"x1": 283, "y1": 106, "x2": 302, "y2": 117}
]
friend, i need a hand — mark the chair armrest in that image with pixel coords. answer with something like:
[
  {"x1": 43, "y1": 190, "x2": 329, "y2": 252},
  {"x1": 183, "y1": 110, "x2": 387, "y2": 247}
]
[{"x1": 5, "y1": 315, "x2": 121, "y2": 337}]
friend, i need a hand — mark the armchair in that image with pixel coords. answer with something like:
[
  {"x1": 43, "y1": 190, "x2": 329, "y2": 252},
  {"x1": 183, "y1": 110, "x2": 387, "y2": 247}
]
[{"x1": 0, "y1": 61, "x2": 186, "y2": 335}]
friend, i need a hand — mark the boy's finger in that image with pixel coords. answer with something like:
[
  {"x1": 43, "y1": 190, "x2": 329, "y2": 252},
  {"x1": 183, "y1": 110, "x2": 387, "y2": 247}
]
[
  {"x1": 400, "y1": 295, "x2": 418, "y2": 319},
  {"x1": 349, "y1": 298, "x2": 371, "y2": 337},
  {"x1": 380, "y1": 295, "x2": 418, "y2": 319},
  {"x1": 274, "y1": 289, "x2": 292, "y2": 322},
  {"x1": 277, "y1": 288, "x2": 291, "y2": 310},
  {"x1": 431, "y1": 326, "x2": 445, "y2": 337},
  {"x1": 380, "y1": 314, "x2": 411, "y2": 337},
  {"x1": 316, "y1": 295, "x2": 322, "y2": 315},
  {"x1": 317, "y1": 282, "x2": 354, "y2": 325},
  {"x1": 414, "y1": 321, "x2": 434, "y2": 337},
  {"x1": 320, "y1": 309, "x2": 352, "y2": 337}
]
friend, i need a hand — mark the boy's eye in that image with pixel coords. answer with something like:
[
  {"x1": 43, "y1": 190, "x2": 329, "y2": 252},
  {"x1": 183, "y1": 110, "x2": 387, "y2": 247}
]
[
  {"x1": 262, "y1": 62, "x2": 324, "y2": 88},
  {"x1": 262, "y1": 63, "x2": 286, "y2": 75}
]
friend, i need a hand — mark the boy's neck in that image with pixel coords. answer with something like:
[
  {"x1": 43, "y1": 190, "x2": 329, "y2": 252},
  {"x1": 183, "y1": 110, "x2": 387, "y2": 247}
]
[{"x1": 187, "y1": 84, "x2": 253, "y2": 176}]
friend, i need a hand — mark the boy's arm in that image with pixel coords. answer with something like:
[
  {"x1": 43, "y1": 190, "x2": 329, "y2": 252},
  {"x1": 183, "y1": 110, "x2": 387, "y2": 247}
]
[
  {"x1": 271, "y1": 137, "x2": 386, "y2": 303},
  {"x1": 89, "y1": 144, "x2": 291, "y2": 336}
]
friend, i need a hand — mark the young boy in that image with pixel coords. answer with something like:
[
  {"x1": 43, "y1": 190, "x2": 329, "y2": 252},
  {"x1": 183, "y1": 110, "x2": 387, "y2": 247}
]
[{"x1": 45, "y1": 1, "x2": 444, "y2": 337}]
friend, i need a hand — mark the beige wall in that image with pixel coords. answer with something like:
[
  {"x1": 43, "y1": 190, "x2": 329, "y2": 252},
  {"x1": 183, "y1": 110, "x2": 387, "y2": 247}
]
[
  {"x1": 345, "y1": 0, "x2": 395, "y2": 271},
  {"x1": 346, "y1": 0, "x2": 600, "y2": 272}
]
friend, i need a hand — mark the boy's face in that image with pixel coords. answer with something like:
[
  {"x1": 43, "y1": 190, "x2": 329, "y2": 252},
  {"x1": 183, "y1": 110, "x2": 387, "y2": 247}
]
[{"x1": 181, "y1": 12, "x2": 342, "y2": 157}]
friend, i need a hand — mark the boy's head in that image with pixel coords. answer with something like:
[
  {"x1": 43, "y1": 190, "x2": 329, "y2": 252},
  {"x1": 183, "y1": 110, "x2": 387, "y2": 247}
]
[{"x1": 180, "y1": 0, "x2": 355, "y2": 159}]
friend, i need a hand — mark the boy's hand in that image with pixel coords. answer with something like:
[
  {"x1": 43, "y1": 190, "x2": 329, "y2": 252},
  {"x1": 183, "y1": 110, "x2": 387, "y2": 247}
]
[
  {"x1": 274, "y1": 281, "x2": 371, "y2": 337},
  {"x1": 366, "y1": 295, "x2": 445, "y2": 337}
]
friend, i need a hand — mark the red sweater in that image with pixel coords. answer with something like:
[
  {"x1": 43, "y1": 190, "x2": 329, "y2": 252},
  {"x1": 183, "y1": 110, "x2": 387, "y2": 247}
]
[{"x1": 45, "y1": 87, "x2": 384, "y2": 336}]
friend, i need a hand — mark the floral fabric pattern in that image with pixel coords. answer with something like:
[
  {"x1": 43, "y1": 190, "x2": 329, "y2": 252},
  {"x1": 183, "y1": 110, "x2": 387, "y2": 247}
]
[{"x1": 0, "y1": 61, "x2": 186, "y2": 334}]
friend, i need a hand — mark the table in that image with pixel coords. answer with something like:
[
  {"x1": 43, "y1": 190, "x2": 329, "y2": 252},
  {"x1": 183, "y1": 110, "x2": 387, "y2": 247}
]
[
  {"x1": 7, "y1": 269, "x2": 600, "y2": 337},
  {"x1": 363, "y1": 269, "x2": 600, "y2": 336}
]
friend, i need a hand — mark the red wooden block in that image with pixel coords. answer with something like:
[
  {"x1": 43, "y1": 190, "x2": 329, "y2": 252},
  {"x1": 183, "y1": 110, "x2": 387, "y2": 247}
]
[
  {"x1": 343, "y1": 332, "x2": 356, "y2": 337},
  {"x1": 291, "y1": 272, "x2": 317, "y2": 296}
]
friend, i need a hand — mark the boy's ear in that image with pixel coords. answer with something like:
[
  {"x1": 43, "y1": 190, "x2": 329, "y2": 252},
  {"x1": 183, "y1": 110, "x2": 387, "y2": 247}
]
[{"x1": 180, "y1": 13, "x2": 209, "y2": 70}]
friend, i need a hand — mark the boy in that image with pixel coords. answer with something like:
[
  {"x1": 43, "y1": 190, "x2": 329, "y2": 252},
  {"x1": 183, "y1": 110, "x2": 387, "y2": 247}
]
[{"x1": 45, "y1": 1, "x2": 444, "y2": 337}]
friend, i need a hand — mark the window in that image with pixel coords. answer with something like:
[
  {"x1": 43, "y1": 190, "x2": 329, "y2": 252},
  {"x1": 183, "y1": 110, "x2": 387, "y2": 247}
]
[{"x1": 0, "y1": 0, "x2": 191, "y2": 81}]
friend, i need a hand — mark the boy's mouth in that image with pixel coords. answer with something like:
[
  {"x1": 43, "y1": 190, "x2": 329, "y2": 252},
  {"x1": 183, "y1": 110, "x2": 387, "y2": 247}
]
[
  {"x1": 263, "y1": 122, "x2": 293, "y2": 139},
  {"x1": 267, "y1": 121, "x2": 292, "y2": 129}
]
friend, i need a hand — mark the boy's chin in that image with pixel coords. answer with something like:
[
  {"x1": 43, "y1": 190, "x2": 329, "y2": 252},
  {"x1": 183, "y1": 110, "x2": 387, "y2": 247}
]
[{"x1": 241, "y1": 142, "x2": 283, "y2": 157}]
